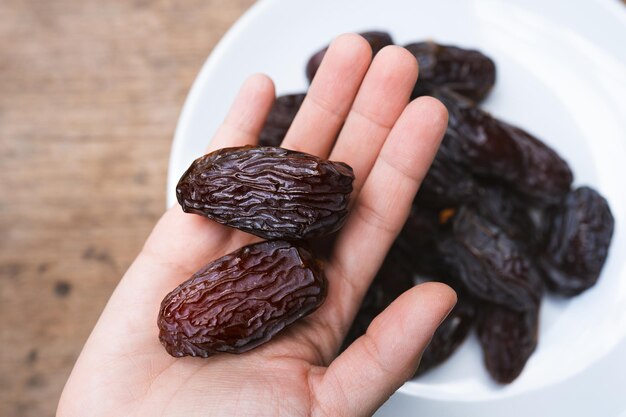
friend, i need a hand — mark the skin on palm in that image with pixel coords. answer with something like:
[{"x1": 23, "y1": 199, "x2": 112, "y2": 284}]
[{"x1": 57, "y1": 34, "x2": 455, "y2": 417}]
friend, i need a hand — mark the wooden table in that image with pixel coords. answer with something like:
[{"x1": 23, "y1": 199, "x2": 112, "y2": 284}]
[{"x1": 0, "y1": 1, "x2": 255, "y2": 415}]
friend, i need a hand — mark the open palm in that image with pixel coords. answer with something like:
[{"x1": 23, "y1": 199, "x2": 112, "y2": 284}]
[{"x1": 58, "y1": 34, "x2": 455, "y2": 417}]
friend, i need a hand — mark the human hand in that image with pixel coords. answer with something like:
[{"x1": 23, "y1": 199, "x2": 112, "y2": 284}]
[{"x1": 57, "y1": 33, "x2": 454, "y2": 417}]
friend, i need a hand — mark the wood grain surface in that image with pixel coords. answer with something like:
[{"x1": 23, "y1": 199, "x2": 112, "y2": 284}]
[{"x1": 0, "y1": 1, "x2": 255, "y2": 416}]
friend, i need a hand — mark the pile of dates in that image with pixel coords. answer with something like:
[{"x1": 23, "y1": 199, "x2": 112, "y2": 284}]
[{"x1": 257, "y1": 31, "x2": 615, "y2": 383}]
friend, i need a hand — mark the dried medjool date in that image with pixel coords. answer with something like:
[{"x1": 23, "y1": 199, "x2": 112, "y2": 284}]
[
  {"x1": 439, "y1": 207, "x2": 543, "y2": 311},
  {"x1": 405, "y1": 41, "x2": 496, "y2": 101},
  {"x1": 177, "y1": 146, "x2": 354, "y2": 240},
  {"x1": 259, "y1": 93, "x2": 306, "y2": 147},
  {"x1": 539, "y1": 186, "x2": 614, "y2": 296},
  {"x1": 396, "y1": 205, "x2": 450, "y2": 278},
  {"x1": 472, "y1": 186, "x2": 538, "y2": 248},
  {"x1": 158, "y1": 240, "x2": 327, "y2": 357},
  {"x1": 477, "y1": 304, "x2": 539, "y2": 384},
  {"x1": 435, "y1": 90, "x2": 573, "y2": 205},
  {"x1": 306, "y1": 31, "x2": 394, "y2": 82},
  {"x1": 415, "y1": 133, "x2": 480, "y2": 208},
  {"x1": 415, "y1": 294, "x2": 476, "y2": 375}
]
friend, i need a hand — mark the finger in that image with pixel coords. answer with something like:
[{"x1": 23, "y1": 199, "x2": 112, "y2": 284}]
[
  {"x1": 129, "y1": 76, "x2": 277, "y2": 292},
  {"x1": 321, "y1": 97, "x2": 448, "y2": 342},
  {"x1": 209, "y1": 73, "x2": 275, "y2": 151},
  {"x1": 312, "y1": 283, "x2": 457, "y2": 417},
  {"x1": 329, "y1": 46, "x2": 418, "y2": 194},
  {"x1": 138, "y1": 74, "x2": 275, "y2": 277},
  {"x1": 281, "y1": 33, "x2": 371, "y2": 157}
]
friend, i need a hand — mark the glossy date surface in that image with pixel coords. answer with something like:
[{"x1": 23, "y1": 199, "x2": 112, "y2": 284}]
[
  {"x1": 158, "y1": 240, "x2": 327, "y2": 357},
  {"x1": 415, "y1": 133, "x2": 479, "y2": 208},
  {"x1": 177, "y1": 146, "x2": 354, "y2": 240},
  {"x1": 477, "y1": 304, "x2": 539, "y2": 384},
  {"x1": 439, "y1": 207, "x2": 543, "y2": 311},
  {"x1": 435, "y1": 90, "x2": 573, "y2": 205},
  {"x1": 405, "y1": 41, "x2": 496, "y2": 101},
  {"x1": 539, "y1": 186, "x2": 614, "y2": 296},
  {"x1": 472, "y1": 186, "x2": 538, "y2": 248}
]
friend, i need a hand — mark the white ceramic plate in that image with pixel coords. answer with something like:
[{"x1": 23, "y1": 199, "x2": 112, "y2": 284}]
[{"x1": 167, "y1": 0, "x2": 626, "y2": 415}]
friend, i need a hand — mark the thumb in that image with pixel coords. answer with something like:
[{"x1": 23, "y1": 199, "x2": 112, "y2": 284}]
[{"x1": 313, "y1": 282, "x2": 457, "y2": 416}]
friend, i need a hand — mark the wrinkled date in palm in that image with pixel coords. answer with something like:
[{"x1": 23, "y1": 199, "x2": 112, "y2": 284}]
[
  {"x1": 177, "y1": 146, "x2": 354, "y2": 240},
  {"x1": 158, "y1": 240, "x2": 327, "y2": 357}
]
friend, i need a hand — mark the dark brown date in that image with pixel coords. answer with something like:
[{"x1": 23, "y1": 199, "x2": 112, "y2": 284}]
[
  {"x1": 415, "y1": 294, "x2": 476, "y2": 375},
  {"x1": 405, "y1": 41, "x2": 496, "y2": 101},
  {"x1": 439, "y1": 207, "x2": 543, "y2": 311},
  {"x1": 395, "y1": 205, "x2": 450, "y2": 278},
  {"x1": 415, "y1": 133, "x2": 480, "y2": 208},
  {"x1": 177, "y1": 146, "x2": 354, "y2": 240},
  {"x1": 306, "y1": 31, "x2": 394, "y2": 82},
  {"x1": 158, "y1": 240, "x2": 327, "y2": 357},
  {"x1": 259, "y1": 93, "x2": 306, "y2": 147},
  {"x1": 435, "y1": 90, "x2": 573, "y2": 205},
  {"x1": 477, "y1": 304, "x2": 539, "y2": 384},
  {"x1": 539, "y1": 186, "x2": 614, "y2": 296},
  {"x1": 472, "y1": 186, "x2": 538, "y2": 249}
]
